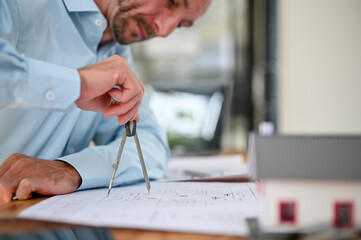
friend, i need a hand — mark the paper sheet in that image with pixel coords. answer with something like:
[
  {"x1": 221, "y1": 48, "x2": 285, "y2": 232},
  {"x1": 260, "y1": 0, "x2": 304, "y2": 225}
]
[
  {"x1": 163, "y1": 154, "x2": 248, "y2": 180},
  {"x1": 19, "y1": 182, "x2": 259, "y2": 236}
]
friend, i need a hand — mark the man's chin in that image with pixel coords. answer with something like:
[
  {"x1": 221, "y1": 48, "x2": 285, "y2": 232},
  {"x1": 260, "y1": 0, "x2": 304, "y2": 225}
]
[
  {"x1": 137, "y1": 36, "x2": 154, "y2": 43},
  {"x1": 115, "y1": 38, "x2": 140, "y2": 45},
  {"x1": 115, "y1": 35, "x2": 153, "y2": 45}
]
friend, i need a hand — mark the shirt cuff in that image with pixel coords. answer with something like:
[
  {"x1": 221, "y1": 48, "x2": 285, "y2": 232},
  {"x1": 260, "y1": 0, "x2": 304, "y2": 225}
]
[
  {"x1": 58, "y1": 145, "x2": 155, "y2": 190},
  {"x1": 26, "y1": 58, "x2": 80, "y2": 111}
]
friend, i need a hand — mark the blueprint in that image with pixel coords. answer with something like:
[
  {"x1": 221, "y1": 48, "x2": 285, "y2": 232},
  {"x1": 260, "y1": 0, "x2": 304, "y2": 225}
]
[{"x1": 19, "y1": 182, "x2": 259, "y2": 236}]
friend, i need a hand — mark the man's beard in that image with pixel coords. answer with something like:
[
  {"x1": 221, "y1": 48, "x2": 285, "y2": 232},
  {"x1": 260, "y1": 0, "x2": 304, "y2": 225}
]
[{"x1": 112, "y1": 1, "x2": 156, "y2": 44}]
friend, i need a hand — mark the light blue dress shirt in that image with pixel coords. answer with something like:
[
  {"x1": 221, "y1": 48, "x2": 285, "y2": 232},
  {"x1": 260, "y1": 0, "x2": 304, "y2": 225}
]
[{"x1": 0, "y1": 0, "x2": 170, "y2": 190}]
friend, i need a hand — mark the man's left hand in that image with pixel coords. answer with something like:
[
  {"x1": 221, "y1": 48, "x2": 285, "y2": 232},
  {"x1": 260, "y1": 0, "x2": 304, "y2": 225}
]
[{"x1": 0, "y1": 153, "x2": 82, "y2": 205}]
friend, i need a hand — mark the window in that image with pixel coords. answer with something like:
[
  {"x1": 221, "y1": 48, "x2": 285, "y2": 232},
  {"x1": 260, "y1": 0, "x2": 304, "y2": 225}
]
[
  {"x1": 334, "y1": 202, "x2": 353, "y2": 228},
  {"x1": 279, "y1": 201, "x2": 296, "y2": 224}
]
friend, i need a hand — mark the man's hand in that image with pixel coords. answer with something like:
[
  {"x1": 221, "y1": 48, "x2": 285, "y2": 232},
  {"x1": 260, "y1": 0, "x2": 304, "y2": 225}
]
[
  {"x1": 0, "y1": 154, "x2": 82, "y2": 205},
  {"x1": 76, "y1": 55, "x2": 145, "y2": 125}
]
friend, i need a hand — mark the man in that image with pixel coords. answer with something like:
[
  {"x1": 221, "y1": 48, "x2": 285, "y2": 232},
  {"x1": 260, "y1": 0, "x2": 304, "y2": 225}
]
[{"x1": 0, "y1": 0, "x2": 212, "y2": 204}]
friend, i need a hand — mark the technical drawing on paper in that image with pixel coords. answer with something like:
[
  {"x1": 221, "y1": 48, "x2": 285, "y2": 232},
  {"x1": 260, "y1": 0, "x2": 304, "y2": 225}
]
[{"x1": 20, "y1": 182, "x2": 259, "y2": 236}]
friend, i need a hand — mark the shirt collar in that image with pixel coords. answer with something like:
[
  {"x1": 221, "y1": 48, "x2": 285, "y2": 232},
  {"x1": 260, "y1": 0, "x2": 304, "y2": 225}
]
[{"x1": 62, "y1": 0, "x2": 100, "y2": 12}]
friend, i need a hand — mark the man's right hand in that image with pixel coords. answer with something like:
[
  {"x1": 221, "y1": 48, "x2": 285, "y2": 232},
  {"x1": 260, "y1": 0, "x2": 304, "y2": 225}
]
[{"x1": 76, "y1": 55, "x2": 145, "y2": 125}]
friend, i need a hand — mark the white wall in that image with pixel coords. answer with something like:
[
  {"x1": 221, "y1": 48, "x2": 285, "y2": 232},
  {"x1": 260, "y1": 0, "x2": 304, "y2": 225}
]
[
  {"x1": 260, "y1": 180, "x2": 361, "y2": 232},
  {"x1": 278, "y1": 0, "x2": 361, "y2": 134}
]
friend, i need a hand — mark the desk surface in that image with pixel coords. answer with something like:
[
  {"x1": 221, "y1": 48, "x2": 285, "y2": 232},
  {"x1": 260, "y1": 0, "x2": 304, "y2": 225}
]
[{"x1": 0, "y1": 196, "x2": 244, "y2": 240}]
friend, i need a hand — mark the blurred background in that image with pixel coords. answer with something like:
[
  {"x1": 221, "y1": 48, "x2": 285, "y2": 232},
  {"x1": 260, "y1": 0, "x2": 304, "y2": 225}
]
[{"x1": 131, "y1": 0, "x2": 361, "y2": 156}]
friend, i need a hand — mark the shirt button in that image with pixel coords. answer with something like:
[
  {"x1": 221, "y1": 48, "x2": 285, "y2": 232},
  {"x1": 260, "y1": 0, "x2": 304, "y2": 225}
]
[
  {"x1": 45, "y1": 90, "x2": 56, "y2": 101},
  {"x1": 95, "y1": 19, "x2": 103, "y2": 26}
]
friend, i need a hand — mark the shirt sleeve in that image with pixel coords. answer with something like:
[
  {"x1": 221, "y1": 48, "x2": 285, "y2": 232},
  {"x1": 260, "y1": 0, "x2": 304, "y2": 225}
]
[
  {"x1": 0, "y1": 1, "x2": 80, "y2": 111},
  {"x1": 59, "y1": 97, "x2": 171, "y2": 190}
]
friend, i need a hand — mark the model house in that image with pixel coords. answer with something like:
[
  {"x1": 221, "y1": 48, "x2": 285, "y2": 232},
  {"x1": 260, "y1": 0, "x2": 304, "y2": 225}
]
[{"x1": 248, "y1": 134, "x2": 361, "y2": 233}]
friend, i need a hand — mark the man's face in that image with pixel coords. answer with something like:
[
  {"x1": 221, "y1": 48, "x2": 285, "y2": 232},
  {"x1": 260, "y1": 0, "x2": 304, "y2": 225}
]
[{"x1": 107, "y1": 0, "x2": 212, "y2": 44}]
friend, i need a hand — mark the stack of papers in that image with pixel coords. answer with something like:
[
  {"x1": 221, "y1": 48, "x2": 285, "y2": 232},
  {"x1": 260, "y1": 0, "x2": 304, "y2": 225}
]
[
  {"x1": 19, "y1": 181, "x2": 259, "y2": 236},
  {"x1": 163, "y1": 154, "x2": 249, "y2": 181},
  {"x1": 19, "y1": 154, "x2": 258, "y2": 236}
]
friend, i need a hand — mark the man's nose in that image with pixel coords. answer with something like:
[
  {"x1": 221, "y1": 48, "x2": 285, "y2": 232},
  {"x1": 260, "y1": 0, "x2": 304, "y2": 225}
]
[{"x1": 153, "y1": 16, "x2": 179, "y2": 38}]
